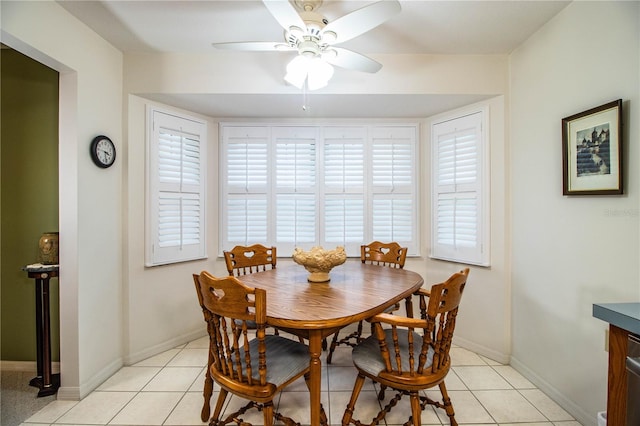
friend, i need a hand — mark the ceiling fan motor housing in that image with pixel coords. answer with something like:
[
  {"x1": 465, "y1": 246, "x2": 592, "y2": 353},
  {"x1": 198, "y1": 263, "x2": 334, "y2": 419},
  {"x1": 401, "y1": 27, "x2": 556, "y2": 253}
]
[
  {"x1": 297, "y1": 40, "x2": 321, "y2": 57},
  {"x1": 286, "y1": 4, "x2": 338, "y2": 57},
  {"x1": 300, "y1": 10, "x2": 328, "y2": 36}
]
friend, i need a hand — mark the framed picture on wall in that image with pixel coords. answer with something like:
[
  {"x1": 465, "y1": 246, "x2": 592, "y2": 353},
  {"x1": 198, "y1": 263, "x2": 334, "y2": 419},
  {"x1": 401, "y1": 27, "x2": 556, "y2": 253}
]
[{"x1": 562, "y1": 99, "x2": 623, "y2": 195}]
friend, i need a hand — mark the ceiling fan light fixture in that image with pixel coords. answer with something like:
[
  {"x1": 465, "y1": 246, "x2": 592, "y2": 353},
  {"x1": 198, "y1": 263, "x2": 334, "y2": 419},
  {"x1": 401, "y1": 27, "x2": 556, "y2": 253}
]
[
  {"x1": 284, "y1": 55, "x2": 310, "y2": 89},
  {"x1": 284, "y1": 55, "x2": 333, "y2": 90},
  {"x1": 307, "y1": 58, "x2": 333, "y2": 90}
]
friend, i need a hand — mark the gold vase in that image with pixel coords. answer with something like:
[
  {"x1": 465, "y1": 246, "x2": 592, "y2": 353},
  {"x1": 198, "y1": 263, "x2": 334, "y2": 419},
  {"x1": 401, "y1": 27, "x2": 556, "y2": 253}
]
[{"x1": 39, "y1": 232, "x2": 59, "y2": 265}]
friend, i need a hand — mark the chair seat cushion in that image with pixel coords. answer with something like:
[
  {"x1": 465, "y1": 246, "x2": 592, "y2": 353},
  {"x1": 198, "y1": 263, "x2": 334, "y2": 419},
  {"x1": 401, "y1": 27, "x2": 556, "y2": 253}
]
[
  {"x1": 352, "y1": 329, "x2": 434, "y2": 377},
  {"x1": 236, "y1": 319, "x2": 258, "y2": 329},
  {"x1": 244, "y1": 335, "x2": 309, "y2": 386},
  {"x1": 383, "y1": 303, "x2": 400, "y2": 314}
]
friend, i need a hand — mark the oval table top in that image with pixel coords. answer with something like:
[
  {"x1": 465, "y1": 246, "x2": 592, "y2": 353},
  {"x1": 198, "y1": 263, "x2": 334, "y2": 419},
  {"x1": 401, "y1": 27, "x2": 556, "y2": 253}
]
[{"x1": 238, "y1": 261, "x2": 424, "y2": 330}]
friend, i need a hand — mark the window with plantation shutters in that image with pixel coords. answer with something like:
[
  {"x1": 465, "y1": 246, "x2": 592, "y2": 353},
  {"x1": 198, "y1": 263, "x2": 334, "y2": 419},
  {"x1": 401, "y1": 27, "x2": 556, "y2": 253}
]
[
  {"x1": 431, "y1": 110, "x2": 489, "y2": 266},
  {"x1": 146, "y1": 108, "x2": 207, "y2": 266},
  {"x1": 221, "y1": 123, "x2": 418, "y2": 256}
]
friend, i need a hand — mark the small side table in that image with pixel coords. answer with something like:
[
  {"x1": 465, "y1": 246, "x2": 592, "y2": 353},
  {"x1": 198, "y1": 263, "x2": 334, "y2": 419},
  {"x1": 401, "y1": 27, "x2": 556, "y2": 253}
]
[{"x1": 22, "y1": 264, "x2": 60, "y2": 397}]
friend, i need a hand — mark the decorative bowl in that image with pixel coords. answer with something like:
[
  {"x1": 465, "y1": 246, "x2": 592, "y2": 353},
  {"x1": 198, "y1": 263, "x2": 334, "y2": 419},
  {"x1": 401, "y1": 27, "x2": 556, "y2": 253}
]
[{"x1": 292, "y1": 246, "x2": 347, "y2": 283}]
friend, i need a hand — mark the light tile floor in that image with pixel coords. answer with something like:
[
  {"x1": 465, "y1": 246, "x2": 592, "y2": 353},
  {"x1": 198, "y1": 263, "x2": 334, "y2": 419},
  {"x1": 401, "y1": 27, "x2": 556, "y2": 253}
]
[{"x1": 20, "y1": 332, "x2": 583, "y2": 426}]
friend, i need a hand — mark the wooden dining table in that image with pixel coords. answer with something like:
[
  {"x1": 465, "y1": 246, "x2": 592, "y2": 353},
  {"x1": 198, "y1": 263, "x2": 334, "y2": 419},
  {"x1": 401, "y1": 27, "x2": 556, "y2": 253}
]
[{"x1": 239, "y1": 261, "x2": 424, "y2": 426}]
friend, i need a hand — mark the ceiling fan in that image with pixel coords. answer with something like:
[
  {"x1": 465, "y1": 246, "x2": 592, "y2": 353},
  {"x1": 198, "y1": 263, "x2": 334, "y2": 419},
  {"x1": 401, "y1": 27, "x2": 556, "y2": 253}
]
[{"x1": 212, "y1": 0, "x2": 402, "y2": 90}]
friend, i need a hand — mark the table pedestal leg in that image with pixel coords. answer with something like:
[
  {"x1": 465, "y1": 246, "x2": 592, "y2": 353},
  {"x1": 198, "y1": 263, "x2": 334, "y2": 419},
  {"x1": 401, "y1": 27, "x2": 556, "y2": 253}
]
[{"x1": 308, "y1": 330, "x2": 323, "y2": 426}]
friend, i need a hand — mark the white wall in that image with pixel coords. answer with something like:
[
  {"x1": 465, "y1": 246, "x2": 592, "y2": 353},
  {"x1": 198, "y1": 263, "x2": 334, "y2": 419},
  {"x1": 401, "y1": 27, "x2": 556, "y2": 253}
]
[
  {"x1": 510, "y1": 2, "x2": 640, "y2": 424},
  {"x1": 1, "y1": 1, "x2": 124, "y2": 398}
]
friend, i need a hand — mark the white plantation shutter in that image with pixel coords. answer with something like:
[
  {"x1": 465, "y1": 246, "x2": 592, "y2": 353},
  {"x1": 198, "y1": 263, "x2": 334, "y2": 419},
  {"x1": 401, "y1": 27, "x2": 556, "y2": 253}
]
[
  {"x1": 226, "y1": 197, "x2": 268, "y2": 243},
  {"x1": 322, "y1": 127, "x2": 366, "y2": 253},
  {"x1": 372, "y1": 142, "x2": 413, "y2": 188},
  {"x1": 157, "y1": 195, "x2": 201, "y2": 247},
  {"x1": 274, "y1": 129, "x2": 316, "y2": 192},
  {"x1": 324, "y1": 196, "x2": 364, "y2": 244},
  {"x1": 221, "y1": 123, "x2": 418, "y2": 256},
  {"x1": 227, "y1": 140, "x2": 268, "y2": 192},
  {"x1": 372, "y1": 196, "x2": 413, "y2": 242},
  {"x1": 370, "y1": 127, "x2": 417, "y2": 251},
  {"x1": 323, "y1": 127, "x2": 365, "y2": 192},
  {"x1": 147, "y1": 109, "x2": 207, "y2": 266},
  {"x1": 223, "y1": 126, "x2": 270, "y2": 245},
  {"x1": 273, "y1": 127, "x2": 318, "y2": 253},
  {"x1": 431, "y1": 111, "x2": 489, "y2": 266},
  {"x1": 276, "y1": 194, "x2": 317, "y2": 246}
]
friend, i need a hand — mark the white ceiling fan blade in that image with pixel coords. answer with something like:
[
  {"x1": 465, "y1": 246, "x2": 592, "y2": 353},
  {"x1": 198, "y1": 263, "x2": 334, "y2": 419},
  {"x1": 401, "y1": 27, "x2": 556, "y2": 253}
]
[
  {"x1": 212, "y1": 41, "x2": 294, "y2": 52},
  {"x1": 262, "y1": 0, "x2": 306, "y2": 31},
  {"x1": 323, "y1": 47, "x2": 382, "y2": 73},
  {"x1": 322, "y1": 0, "x2": 401, "y2": 44}
]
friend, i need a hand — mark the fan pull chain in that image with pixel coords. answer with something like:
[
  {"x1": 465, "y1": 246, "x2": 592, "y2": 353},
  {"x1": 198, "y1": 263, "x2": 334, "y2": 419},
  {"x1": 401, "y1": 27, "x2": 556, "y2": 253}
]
[{"x1": 302, "y1": 82, "x2": 308, "y2": 111}]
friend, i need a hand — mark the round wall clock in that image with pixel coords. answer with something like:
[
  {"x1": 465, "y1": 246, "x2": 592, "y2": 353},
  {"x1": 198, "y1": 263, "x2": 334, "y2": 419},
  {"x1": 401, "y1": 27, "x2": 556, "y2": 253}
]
[{"x1": 90, "y1": 135, "x2": 116, "y2": 168}]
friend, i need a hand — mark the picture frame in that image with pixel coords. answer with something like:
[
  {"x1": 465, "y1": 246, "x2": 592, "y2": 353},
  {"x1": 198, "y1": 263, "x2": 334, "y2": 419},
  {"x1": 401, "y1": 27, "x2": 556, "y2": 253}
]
[{"x1": 562, "y1": 99, "x2": 623, "y2": 195}]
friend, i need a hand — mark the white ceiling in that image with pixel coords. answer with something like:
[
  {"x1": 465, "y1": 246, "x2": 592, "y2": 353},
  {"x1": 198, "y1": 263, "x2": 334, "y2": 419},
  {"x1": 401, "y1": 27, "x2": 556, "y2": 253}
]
[{"x1": 57, "y1": 0, "x2": 570, "y2": 118}]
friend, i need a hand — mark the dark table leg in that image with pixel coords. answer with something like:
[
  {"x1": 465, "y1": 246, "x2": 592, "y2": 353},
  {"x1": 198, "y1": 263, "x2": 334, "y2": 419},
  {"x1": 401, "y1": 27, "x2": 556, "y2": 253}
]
[
  {"x1": 29, "y1": 278, "x2": 44, "y2": 389},
  {"x1": 28, "y1": 273, "x2": 60, "y2": 397}
]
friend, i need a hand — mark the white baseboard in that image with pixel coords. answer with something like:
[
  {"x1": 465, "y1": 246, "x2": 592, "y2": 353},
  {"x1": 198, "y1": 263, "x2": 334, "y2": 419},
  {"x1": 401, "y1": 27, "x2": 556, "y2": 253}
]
[
  {"x1": 56, "y1": 386, "x2": 80, "y2": 400},
  {"x1": 123, "y1": 329, "x2": 206, "y2": 365},
  {"x1": 57, "y1": 356, "x2": 123, "y2": 401},
  {"x1": 453, "y1": 336, "x2": 510, "y2": 365},
  {"x1": 81, "y1": 357, "x2": 123, "y2": 399},
  {"x1": 510, "y1": 355, "x2": 598, "y2": 426}
]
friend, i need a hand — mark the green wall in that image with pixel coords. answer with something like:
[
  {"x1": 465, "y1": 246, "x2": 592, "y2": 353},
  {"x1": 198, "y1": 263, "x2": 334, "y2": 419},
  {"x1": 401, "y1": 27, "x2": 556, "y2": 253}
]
[{"x1": 1, "y1": 49, "x2": 60, "y2": 362}]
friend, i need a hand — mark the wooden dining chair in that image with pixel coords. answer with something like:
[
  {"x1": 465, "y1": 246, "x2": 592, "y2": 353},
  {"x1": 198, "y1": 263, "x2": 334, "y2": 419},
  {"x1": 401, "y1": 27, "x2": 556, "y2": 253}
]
[
  {"x1": 341, "y1": 268, "x2": 469, "y2": 426},
  {"x1": 223, "y1": 244, "x2": 277, "y2": 276},
  {"x1": 326, "y1": 241, "x2": 407, "y2": 364},
  {"x1": 193, "y1": 271, "x2": 326, "y2": 426},
  {"x1": 224, "y1": 244, "x2": 311, "y2": 347},
  {"x1": 223, "y1": 244, "x2": 281, "y2": 335}
]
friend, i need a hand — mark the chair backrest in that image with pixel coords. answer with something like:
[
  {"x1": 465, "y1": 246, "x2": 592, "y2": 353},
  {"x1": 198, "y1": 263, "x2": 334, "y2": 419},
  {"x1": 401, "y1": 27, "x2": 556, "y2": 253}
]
[
  {"x1": 372, "y1": 268, "x2": 469, "y2": 379},
  {"x1": 224, "y1": 244, "x2": 277, "y2": 276},
  {"x1": 193, "y1": 271, "x2": 269, "y2": 387},
  {"x1": 361, "y1": 241, "x2": 407, "y2": 268}
]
